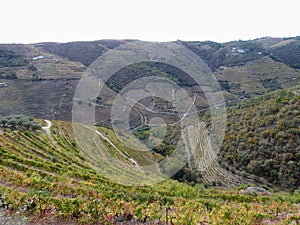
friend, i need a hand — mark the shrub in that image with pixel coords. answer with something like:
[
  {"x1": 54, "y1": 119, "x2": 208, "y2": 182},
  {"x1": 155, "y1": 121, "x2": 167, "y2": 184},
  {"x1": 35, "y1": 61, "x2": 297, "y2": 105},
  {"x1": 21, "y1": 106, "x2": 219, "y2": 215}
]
[{"x1": 0, "y1": 115, "x2": 41, "y2": 131}]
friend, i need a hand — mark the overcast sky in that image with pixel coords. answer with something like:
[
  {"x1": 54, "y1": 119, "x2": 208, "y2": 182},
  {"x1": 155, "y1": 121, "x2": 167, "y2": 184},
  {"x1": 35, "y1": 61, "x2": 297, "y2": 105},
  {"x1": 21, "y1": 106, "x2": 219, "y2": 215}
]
[{"x1": 1, "y1": 0, "x2": 299, "y2": 44}]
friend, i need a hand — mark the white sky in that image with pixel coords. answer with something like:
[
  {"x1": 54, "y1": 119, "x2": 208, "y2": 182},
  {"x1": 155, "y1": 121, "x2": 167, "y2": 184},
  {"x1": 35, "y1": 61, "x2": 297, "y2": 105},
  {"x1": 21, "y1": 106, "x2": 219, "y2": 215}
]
[{"x1": 1, "y1": 0, "x2": 299, "y2": 44}]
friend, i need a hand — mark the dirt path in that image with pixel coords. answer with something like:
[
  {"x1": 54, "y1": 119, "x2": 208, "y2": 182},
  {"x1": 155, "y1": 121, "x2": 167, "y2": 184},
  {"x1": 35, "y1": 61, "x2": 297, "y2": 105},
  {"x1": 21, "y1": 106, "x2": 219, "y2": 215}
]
[
  {"x1": 42, "y1": 120, "x2": 61, "y2": 149},
  {"x1": 83, "y1": 125, "x2": 143, "y2": 172},
  {"x1": 42, "y1": 120, "x2": 52, "y2": 138}
]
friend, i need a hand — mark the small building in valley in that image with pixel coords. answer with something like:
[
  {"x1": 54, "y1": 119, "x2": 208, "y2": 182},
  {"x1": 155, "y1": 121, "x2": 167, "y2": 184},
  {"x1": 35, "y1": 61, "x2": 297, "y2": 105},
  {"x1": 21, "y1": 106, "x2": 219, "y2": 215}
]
[
  {"x1": 32, "y1": 55, "x2": 45, "y2": 60},
  {"x1": 0, "y1": 83, "x2": 8, "y2": 87}
]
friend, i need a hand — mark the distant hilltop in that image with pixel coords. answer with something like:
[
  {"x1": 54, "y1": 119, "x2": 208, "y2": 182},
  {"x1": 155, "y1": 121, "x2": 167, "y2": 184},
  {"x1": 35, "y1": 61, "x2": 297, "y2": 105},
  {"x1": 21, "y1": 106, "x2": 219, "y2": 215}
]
[{"x1": 0, "y1": 36, "x2": 299, "y2": 120}]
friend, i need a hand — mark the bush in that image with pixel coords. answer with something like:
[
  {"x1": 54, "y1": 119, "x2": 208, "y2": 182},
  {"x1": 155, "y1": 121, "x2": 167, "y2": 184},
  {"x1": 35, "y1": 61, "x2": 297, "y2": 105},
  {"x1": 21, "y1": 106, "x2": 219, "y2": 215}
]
[
  {"x1": 0, "y1": 70, "x2": 17, "y2": 79},
  {"x1": 0, "y1": 115, "x2": 41, "y2": 131}
]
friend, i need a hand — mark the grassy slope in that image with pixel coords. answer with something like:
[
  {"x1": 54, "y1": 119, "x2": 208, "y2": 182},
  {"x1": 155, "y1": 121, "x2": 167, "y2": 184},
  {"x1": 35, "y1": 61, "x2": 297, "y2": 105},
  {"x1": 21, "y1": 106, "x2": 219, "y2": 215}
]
[
  {"x1": 0, "y1": 120, "x2": 299, "y2": 224},
  {"x1": 214, "y1": 56, "x2": 300, "y2": 98}
]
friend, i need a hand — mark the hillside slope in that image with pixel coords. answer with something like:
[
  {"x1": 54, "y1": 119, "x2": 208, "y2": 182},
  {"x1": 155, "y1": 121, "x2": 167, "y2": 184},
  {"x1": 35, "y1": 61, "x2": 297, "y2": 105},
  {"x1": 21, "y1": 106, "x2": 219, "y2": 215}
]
[
  {"x1": 219, "y1": 89, "x2": 300, "y2": 191},
  {"x1": 0, "y1": 120, "x2": 300, "y2": 224}
]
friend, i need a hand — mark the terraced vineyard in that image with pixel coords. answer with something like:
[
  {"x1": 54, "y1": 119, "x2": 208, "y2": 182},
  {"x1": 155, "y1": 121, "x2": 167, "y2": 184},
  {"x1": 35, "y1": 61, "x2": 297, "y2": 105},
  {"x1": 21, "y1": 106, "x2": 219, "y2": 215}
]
[
  {"x1": 0, "y1": 120, "x2": 299, "y2": 224},
  {"x1": 183, "y1": 122, "x2": 250, "y2": 187}
]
